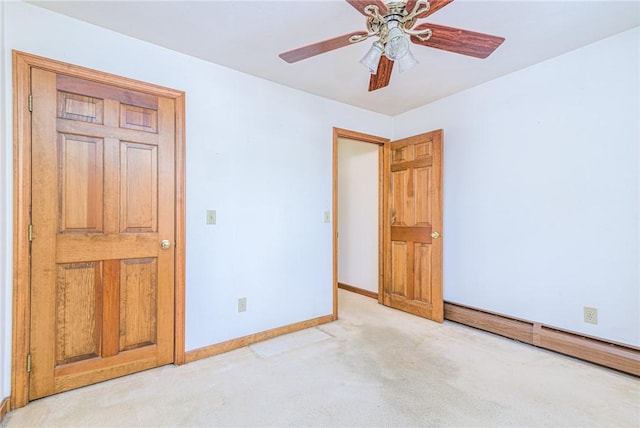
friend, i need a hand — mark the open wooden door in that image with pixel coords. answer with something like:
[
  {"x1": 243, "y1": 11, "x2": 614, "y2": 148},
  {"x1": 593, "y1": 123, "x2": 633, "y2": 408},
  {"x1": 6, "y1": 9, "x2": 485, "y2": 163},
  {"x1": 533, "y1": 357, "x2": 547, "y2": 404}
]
[
  {"x1": 28, "y1": 68, "x2": 176, "y2": 399},
  {"x1": 383, "y1": 130, "x2": 443, "y2": 322}
]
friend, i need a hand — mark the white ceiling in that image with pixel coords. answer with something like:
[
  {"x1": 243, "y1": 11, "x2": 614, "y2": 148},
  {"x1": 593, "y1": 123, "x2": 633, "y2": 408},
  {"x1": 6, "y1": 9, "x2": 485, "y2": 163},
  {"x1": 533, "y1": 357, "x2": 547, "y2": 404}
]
[{"x1": 29, "y1": 0, "x2": 639, "y2": 116}]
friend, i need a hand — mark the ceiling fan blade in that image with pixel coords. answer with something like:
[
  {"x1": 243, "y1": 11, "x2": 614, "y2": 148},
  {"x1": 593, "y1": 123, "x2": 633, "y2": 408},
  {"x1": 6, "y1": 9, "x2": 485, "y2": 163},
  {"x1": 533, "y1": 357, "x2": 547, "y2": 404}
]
[
  {"x1": 410, "y1": 23, "x2": 505, "y2": 59},
  {"x1": 369, "y1": 56, "x2": 394, "y2": 91},
  {"x1": 346, "y1": 0, "x2": 388, "y2": 16},
  {"x1": 406, "y1": 0, "x2": 454, "y2": 19},
  {"x1": 279, "y1": 31, "x2": 368, "y2": 63}
]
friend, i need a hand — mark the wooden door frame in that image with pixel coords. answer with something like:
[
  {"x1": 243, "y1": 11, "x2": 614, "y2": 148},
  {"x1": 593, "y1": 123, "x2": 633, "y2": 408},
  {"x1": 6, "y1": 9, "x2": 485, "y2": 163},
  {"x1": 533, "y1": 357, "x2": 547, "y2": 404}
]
[
  {"x1": 11, "y1": 51, "x2": 186, "y2": 409},
  {"x1": 332, "y1": 128, "x2": 389, "y2": 318}
]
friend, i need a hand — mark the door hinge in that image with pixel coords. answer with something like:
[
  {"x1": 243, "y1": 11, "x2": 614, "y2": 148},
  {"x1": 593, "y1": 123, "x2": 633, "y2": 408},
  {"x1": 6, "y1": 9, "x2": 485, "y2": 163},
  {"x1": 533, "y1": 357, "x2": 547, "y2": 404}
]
[
  {"x1": 27, "y1": 354, "x2": 31, "y2": 373},
  {"x1": 28, "y1": 94, "x2": 33, "y2": 112},
  {"x1": 28, "y1": 224, "x2": 33, "y2": 242}
]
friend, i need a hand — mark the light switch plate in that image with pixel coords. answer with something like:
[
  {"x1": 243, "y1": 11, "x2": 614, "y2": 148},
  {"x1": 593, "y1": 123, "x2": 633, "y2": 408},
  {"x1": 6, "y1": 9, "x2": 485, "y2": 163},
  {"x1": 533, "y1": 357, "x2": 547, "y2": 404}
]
[
  {"x1": 206, "y1": 210, "x2": 216, "y2": 225},
  {"x1": 323, "y1": 211, "x2": 330, "y2": 223}
]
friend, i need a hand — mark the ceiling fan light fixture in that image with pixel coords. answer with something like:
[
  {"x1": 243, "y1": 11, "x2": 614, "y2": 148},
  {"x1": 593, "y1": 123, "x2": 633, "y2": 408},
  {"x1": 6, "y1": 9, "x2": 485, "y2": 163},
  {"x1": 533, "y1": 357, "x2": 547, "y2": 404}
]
[
  {"x1": 397, "y1": 47, "x2": 418, "y2": 73},
  {"x1": 384, "y1": 24, "x2": 409, "y2": 60},
  {"x1": 360, "y1": 41, "x2": 384, "y2": 74}
]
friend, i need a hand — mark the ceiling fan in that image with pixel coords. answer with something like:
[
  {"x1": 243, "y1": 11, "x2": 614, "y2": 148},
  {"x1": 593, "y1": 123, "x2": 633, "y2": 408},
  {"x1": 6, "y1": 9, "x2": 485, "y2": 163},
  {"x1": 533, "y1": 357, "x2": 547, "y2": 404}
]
[{"x1": 279, "y1": 0, "x2": 505, "y2": 92}]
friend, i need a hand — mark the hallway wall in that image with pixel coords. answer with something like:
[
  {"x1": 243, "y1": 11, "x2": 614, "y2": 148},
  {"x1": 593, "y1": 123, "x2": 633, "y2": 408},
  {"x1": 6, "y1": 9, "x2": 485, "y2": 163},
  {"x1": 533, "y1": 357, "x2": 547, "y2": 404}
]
[{"x1": 337, "y1": 138, "x2": 379, "y2": 294}]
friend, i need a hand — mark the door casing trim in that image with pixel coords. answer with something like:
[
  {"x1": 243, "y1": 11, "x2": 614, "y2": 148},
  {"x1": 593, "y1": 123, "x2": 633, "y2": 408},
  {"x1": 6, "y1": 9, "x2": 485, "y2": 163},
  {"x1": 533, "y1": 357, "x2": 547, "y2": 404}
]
[
  {"x1": 11, "y1": 50, "x2": 186, "y2": 408},
  {"x1": 332, "y1": 128, "x2": 389, "y2": 319}
]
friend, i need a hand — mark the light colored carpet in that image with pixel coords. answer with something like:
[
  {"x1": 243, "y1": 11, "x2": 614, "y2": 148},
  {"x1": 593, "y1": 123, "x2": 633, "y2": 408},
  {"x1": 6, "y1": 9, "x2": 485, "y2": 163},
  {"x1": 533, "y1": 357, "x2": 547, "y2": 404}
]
[{"x1": 2, "y1": 289, "x2": 639, "y2": 427}]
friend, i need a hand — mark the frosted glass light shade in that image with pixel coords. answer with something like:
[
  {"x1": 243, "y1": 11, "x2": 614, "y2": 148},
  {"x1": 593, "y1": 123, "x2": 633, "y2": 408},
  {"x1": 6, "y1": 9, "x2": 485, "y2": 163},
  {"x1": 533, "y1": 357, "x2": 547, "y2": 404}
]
[
  {"x1": 384, "y1": 27, "x2": 410, "y2": 60},
  {"x1": 397, "y1": 47, "x2": 418, "y2": 73},
  {"x1": 360, "y1": 42, "x2": 384, "y2": 74}
]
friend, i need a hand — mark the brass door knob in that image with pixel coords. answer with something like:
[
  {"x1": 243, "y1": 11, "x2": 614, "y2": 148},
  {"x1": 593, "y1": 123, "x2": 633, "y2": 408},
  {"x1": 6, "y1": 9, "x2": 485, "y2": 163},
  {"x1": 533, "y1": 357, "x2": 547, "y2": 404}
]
[
  {"x1": 160, "y1": 239, "x2": 171, "y2": 250},
  {"x1": 431, "y1": 231, "x2": 440, "y2": 239}
]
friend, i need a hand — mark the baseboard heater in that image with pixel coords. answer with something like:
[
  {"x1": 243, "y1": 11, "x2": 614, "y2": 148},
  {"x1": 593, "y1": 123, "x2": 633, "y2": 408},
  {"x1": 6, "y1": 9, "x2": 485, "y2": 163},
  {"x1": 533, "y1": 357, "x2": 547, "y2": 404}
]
[{"x1": 444, "y1": 302, "x2": 639, "y2": 377}]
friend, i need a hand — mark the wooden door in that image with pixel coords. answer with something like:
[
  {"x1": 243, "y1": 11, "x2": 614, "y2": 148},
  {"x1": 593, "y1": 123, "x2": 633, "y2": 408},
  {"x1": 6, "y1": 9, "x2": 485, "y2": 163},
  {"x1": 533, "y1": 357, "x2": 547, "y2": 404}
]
[
  {"x1": 29, "y1": 68, "x2": 176, "y2": 399},
  {"x1": 383, "y1": 130, "x2": 443, "y2": 322}
]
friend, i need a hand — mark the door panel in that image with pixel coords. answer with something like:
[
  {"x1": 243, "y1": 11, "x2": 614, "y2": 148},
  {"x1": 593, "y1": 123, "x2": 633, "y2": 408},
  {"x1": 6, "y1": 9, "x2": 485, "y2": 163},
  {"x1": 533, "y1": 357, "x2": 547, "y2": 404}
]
[
  {"x1": 383, "y1": 130, "x2": 443, "y2": 322},
  {"x1": 120, "y1": 142, "x2": 158, "y2": 232},
  {"x1": 414, "y1": 243, "x2": 433, "y2": 302},
  {"x1": 119, "y1": 258, "x2": 158, "y2": 351},
  {"x1": 55, "y1": 262, "x2": 101, "y2": 365},
  {"x1": 391, "y1": 241, "x2": 408, "y2": 295},
  {"x1": 30, "y1": 68, "x2": 175, "y2": 399},
  {"x1": 58, "y1": 134, "x2": 104, "y2": 233},
  {"x1": 414, "y1": 166, "x2": 432, "y2": 225}
]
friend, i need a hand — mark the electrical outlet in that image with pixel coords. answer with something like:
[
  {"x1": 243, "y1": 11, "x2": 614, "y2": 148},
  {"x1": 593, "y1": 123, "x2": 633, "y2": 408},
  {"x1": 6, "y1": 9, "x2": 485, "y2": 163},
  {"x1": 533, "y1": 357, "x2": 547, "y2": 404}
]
[
  {"x1": 584, "y1": 306, "x2": 598, "y2": 324},
  {"x1": 238, "y1": 297, "x2": 247, "y2": 313},
  {"x1": 206, "y1": 210, "x2": 216, "y2": 225}
]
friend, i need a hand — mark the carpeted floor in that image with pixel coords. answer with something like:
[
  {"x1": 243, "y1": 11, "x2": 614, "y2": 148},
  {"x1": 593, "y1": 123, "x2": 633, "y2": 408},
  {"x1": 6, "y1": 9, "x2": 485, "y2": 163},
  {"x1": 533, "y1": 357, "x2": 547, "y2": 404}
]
[{"x1": 2, "y1": 289, "x2": 639, "y2": 427}]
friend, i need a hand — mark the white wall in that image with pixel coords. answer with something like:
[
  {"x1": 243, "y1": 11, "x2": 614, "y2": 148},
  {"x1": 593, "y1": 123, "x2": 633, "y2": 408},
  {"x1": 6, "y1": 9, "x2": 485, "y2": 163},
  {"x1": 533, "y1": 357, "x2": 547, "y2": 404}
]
[
  {"x1": 394, "y1": 27, "x2": 640, "y2": 347},
  {"x1": 0, "y1": 1, "x2": 392, "y2": 397},
  {"x1": 337, "y1": 138, "x2": 379, "y2": 293}
]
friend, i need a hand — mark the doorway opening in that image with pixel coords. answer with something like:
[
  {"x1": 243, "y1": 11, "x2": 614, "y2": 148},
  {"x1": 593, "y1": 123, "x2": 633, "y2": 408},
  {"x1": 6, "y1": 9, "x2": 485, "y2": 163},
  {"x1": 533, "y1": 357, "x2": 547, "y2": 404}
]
[
  {"x1": 332, "y1": 128, "x2": 444, "y2": 323},
  {"x1": 332, "y1": 128, "x2": 388, "y2": 318}
]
